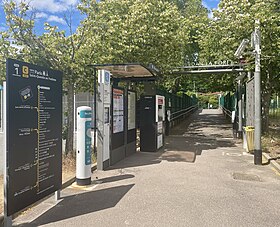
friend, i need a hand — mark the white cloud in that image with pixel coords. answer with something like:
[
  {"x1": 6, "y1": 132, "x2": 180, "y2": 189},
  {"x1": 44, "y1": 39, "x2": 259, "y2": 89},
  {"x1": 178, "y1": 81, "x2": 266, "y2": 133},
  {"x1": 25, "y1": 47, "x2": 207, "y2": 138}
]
[
  {"x1": 47, "y1": 15, "x2": 66, "y2": 25},
  {"x1": 13, "y1": 0, "x2": 79, "y2": 13},
  {"x1": 35, "y1": 12, "x2": 67, "y2": 25},
  {"x1": 61, "y1": 0, "x2": 79, "y2": 5},
  {"x1": 36, "y1": 12, "x2": 48, "y2": 19}
]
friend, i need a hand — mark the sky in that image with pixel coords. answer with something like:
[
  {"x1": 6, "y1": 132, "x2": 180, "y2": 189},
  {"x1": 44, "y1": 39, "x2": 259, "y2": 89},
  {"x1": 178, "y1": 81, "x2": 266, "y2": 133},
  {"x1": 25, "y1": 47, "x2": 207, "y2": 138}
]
[{"x1": 0, "y1": 0, "x2": 220, "y2": 35}]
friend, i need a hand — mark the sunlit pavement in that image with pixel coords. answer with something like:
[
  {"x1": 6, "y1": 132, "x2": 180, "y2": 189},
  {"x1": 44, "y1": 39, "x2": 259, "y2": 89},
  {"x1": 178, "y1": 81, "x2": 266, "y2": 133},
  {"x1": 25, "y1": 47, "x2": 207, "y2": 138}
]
[{"x1": 14, "y1": 109, "x2": 280, "y2": 227}]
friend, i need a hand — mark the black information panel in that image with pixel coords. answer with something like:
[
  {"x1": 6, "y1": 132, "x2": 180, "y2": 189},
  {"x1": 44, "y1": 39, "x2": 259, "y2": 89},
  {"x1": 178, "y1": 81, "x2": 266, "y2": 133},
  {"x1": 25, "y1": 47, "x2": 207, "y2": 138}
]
[{"x1": 6, "y1": 59, "x2": 62, "y2": 216}]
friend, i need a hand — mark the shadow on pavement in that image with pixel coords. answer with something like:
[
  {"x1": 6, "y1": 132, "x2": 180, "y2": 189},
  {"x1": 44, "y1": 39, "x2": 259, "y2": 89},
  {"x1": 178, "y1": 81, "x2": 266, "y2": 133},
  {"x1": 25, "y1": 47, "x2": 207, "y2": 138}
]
[
  {"x1": 164, "y1": 134, "x2": 236, "y2": 163},
  {"x1": 262, "y1": 156, "x2": 280, "y2": 165},
  {"x1": 108, "y1": 152, "x2": 162, "y2": 170},
  {"x1": 15, "y1": 184, "x2": 134, "y2": 227},
  {"x1": 92, "y1": 174, "x2": 135, "y2": 183},
  {"x1": 108, "y1": 109, "x2": 237, "y2": 167},
  {"x1": 161, "y1": 149, "x2": 197, "y2": 163},
  {"x1": 163, "y1": 109, "x2": 237, "y2": 163}
]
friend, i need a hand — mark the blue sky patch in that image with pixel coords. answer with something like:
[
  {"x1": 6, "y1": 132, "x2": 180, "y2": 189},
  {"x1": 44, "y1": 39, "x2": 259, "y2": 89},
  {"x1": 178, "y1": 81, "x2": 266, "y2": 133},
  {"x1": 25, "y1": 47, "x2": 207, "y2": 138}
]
[{"x1": 0, "y1": 0, "x2": 220, "y2": 35}]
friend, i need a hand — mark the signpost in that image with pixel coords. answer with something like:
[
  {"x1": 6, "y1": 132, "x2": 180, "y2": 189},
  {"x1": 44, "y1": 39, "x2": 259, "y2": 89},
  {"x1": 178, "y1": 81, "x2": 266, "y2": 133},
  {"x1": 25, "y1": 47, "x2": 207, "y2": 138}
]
[{"x1": 5, "y1": 59, "x2": 62, "y2": 218}]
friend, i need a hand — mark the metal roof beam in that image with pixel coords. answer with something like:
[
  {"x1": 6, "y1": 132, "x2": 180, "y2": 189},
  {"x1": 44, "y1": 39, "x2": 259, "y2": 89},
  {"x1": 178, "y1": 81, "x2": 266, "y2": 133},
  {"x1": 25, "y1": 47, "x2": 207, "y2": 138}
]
[
  {"x1": 176, "y1": 63, "x2": 248, "y2": 69},
  {"x1": 173, "y1": 69, "x2": 246, "y2": 74}
]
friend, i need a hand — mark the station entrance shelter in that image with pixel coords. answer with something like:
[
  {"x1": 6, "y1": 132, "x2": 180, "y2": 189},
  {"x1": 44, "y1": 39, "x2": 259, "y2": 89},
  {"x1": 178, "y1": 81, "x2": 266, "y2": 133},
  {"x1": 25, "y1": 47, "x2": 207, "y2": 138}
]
[{"x1": 90, "y1": 64, "x2": 161, "y2": 170}]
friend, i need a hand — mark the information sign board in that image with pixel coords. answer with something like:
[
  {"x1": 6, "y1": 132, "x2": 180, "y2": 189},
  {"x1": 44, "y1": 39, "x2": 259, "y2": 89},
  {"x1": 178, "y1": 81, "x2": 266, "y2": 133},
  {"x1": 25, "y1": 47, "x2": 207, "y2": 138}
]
[
  {"x1": 128, "y1": 91, "x2": 136, "y2": 130},
  {"x1": 6, "y1": 59, "x2": 62, "y2": 216},
  {"x1": 113, "y1": 88, "x2": 124, "y2": 133}
]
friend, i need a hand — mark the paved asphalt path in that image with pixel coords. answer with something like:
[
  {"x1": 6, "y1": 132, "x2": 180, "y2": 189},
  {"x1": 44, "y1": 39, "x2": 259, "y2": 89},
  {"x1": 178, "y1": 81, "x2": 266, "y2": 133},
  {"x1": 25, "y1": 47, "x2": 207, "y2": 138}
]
[{"x1": 14, "y1": 109, "x2": 280, "y2": 227}]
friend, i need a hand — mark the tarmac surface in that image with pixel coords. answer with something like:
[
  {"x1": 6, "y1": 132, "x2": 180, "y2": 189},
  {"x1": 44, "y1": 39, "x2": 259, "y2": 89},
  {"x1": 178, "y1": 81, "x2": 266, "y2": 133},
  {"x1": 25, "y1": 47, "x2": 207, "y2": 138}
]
[{"x1": 13, "y1": 109, "x2": 280, "y2": 227}]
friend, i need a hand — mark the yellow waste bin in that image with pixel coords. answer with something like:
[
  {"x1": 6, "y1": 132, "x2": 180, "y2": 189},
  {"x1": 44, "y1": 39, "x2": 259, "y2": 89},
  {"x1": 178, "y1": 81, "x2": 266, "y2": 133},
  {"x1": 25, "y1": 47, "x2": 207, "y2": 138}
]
[{"x1": 244, "y1": 126, "x2": 254, "y2": 153}]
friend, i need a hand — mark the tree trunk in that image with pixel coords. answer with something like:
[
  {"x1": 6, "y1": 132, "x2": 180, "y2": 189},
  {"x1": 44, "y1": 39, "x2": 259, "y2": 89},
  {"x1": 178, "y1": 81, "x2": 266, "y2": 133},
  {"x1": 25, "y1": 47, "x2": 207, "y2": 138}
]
[{"x1": 65, "y1": 83, "x2": 75, "y2": 156}]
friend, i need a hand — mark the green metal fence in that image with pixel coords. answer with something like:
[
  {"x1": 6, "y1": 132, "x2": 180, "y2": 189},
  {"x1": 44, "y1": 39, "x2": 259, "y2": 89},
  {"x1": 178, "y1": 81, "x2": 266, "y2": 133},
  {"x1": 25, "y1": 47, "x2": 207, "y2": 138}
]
[
  {"x1": 157, "y1": 89, "x2": 198, "y2": 115},
  {"x1": 269, "y1": 96, "x2": 280, "y2": 119},
  {"x1": 220, "y1": 92, "x2": 236, "y2": 112},
  {"x1": 157, "y1": 89, "x2": 198, "y2": 132}
]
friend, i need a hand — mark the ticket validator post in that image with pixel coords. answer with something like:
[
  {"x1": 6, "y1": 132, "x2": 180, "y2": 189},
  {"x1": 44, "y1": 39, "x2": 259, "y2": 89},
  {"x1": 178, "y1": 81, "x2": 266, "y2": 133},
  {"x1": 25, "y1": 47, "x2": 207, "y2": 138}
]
[{"x1": 76, "y1": 106, "x2": 92, "y2": 185}]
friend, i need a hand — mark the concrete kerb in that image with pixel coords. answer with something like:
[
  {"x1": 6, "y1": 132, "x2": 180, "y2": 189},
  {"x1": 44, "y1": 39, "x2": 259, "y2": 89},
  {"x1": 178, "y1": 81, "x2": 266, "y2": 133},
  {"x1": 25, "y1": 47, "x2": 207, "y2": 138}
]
[
  {"x1": 0, "y1": 164, "x2": 97, "y2": 226},
  {"x1": 262, "y1": 152, "x2": 280, "y2": 174},
  {"x1": 241, "y1": 133, "x2": 280, "y2": 174}
]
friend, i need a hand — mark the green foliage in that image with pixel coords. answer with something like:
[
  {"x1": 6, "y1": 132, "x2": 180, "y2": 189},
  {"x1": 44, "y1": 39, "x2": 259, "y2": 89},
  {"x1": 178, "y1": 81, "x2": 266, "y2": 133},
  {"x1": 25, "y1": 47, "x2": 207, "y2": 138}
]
[
  {"x1": 198, "y1": 94, "x2": 209, "y2": 108},
  {"x1": 79, "y1": 0, "x2": 188, "y2": 72},
  {"x1": 209, "y1": 95, "x2": 219, "y2": 108},
  {"x1": 159, "y1": 0, "x2": 209, "y2": 93},
  {"x1": 199, "y1": 0, "x2": 280, "y2": 93},
  {"x1": 3, "y1": 0, "x2": 90, "y2": 154},
  {"x1": 4, "y1": 1, "x2": 89, "y2": 88},
  {"x1": 198, "y1": 0, "x2": 280, "y2": 131},
  {"x1": 2, "y1": 0, "x2": 279, "y2": 133},
  {"x1": 198, "y1": 94, "x2": 219, "y2": 109},
  {"x1": 0, "y1": 31, "x2": 18, "y2": 81}
]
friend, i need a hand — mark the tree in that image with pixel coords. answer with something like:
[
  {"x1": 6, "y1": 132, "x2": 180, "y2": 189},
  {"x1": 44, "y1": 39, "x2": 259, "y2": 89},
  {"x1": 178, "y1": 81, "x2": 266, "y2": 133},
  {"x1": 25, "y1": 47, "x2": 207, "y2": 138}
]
[
  {"x1": 79, "y1": 0, "x2": 188, "y2": 71},
  {"x1": 199, "y1": 0, "x2": 280, "y2": 132},
  {"x1": 0, "y1": 31, "x2": 18, "y2": 80},
  {"x1": 162, "y1": 0, "x2": 210, "y2": 93},
  {"x1": 4, "y1": 0, "x2": 87, "y2": 155},
  {"x1": 78, "y1": 0, "x2": 211, "y2": 95}
]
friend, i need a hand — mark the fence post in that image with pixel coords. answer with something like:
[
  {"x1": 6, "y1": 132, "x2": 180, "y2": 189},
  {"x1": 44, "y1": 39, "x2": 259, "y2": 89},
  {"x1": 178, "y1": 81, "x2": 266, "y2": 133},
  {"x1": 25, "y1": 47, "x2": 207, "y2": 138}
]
[{"x1": 165, "y1": 110, "x2": 170, "y2": 136}]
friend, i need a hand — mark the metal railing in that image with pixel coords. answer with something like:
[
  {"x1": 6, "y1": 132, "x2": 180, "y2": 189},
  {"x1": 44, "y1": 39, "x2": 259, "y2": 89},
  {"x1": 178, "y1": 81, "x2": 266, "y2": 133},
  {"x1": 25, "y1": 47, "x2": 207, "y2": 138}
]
[
  {"x1": 221, "y1": 106, "x2": 232, "y2": 119},
  {"x1": 165, "y1": 104, "x2": 198, "y2": 136},
  {"x1": 170, "y1": 104, "x2": 198, "y2": 122}
]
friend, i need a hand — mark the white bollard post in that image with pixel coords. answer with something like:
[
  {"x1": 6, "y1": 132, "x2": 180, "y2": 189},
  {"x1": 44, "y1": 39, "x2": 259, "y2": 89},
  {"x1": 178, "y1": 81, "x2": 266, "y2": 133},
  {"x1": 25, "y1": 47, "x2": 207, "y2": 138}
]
[{"x1": 76, "y1": 106, "x2": 92, "y2": 185}]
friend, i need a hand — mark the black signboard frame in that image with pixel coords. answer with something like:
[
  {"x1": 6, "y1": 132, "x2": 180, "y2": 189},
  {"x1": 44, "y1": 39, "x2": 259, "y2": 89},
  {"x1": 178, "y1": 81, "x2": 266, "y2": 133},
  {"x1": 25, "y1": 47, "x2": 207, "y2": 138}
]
[{"x1": 5, "y1": 59, "x2": 62, "y2": 216}]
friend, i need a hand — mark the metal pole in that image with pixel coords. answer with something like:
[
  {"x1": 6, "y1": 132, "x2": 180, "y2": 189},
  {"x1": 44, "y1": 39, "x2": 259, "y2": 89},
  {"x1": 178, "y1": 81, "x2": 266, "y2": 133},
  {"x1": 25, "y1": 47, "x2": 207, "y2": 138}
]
[
  {"x1": 254, "y1": 19, "x2": 262, "y2": 165},
  {"x1": 54, "y1": 190, "x2": 61, "y2": 201},
  {"x1": 238, "y1": 79, "x2": 243, "y2": 138},
  {"x1": 93, "y1": 68, "x2": 97, "y2": 157},
  {"x1": 1, "y1": 89, "x2": 3, "y2": 132}
]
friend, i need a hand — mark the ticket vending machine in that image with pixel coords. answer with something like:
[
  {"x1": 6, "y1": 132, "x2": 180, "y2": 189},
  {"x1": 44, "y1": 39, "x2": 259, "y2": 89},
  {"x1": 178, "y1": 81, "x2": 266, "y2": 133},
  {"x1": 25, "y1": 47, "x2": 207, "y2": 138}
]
[{"x1": 140, "y1": 95, "x2": 165, "y2": 152}]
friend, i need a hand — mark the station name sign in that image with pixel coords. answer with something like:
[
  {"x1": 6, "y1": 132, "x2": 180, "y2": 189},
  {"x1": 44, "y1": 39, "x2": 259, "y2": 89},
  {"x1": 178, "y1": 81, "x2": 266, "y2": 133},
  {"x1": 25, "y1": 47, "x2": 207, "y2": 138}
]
[{"x1": 187, "y1": 60, "x2": 235, "y2": 66}]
